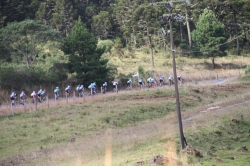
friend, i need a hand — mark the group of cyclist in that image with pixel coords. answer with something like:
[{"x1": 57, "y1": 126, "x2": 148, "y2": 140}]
[
  {"x1": 10, "y1": 75, "x2": 183, "y2": 104},
  {"x1": 126, "y1": 75, "x2": 183, "y2": 89},
  {"x1": 10, "y1": 88, "x2": 47, "y2": 105}
]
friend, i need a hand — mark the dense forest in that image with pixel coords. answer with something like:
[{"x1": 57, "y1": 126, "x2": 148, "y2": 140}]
[{"x1": 0, "y1": 0, "x2": 250, "y2": 95}]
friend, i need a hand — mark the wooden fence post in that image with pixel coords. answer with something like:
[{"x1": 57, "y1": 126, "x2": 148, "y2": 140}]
[
  {"x1": 11, "y1": 102, "x2": 14, "y2": 116},
  {"x1": 66, "y1": 93, "x2": 68, "y2": 104},
  {"x1": 47, "y1": 95, "x2": 49, "y2": 108},
  {"x1": 73, "y1": 91, "x2": 75, "y2": 102}
]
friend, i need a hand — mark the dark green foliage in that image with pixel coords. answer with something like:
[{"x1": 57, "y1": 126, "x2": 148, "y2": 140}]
[
  {"x1": 191, "y1": 9, "x2": 229, "y2": 68},
  {"x1": 0, "y1": 64, "x2": 66, "y2": 90},
  {"x1": 0, "y1": 0, "x2": 26, "y2": 27},
  {"x1": 117, "y1": 73, "x2": 132, "y2": 87},
  {"x1": 35, "y1": 1, "x2": 53, "y2": 25},
  {"x1": 51, "y1": 0, "x2": 76, "y2": 36},
  {"x1": 0, "y1": 19, "x2": 61, "y2": 68},
  {"x1": 62, "y1": 18, "x2": 115, "y2": 86},
  {"x1": 92, "y1": 11, "x2": 113, "y2": 39}
]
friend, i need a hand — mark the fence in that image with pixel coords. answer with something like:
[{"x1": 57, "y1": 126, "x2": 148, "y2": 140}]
[{"x1": 0, "y1": 70, "x2": 245, "y2": 117}]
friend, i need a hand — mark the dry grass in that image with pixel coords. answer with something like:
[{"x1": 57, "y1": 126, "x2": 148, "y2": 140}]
[{"x1": 108, "y1": 51, "x2": 248, "y2": 83}]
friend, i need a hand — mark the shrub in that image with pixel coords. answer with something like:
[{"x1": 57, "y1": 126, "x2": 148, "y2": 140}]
[
  {"x1": 97, "y1": 39, "x2": 114, "y2": 54},
  {"x1": 245, "y1": 65, "x2": 250, "y2": 74},
  {"x1": 138, "y1": 66, "x2": 146, "y2": 78}
]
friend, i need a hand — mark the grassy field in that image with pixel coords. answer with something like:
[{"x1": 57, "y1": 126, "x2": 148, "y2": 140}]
[
  {"x1": 0, "y1": 52, "x2": 250, "y2": 166},
  {"x1": 0, "y1": 75, "x2": 250, "y2": 165}
]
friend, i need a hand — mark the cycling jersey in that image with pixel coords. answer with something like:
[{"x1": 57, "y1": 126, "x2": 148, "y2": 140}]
[
  {"x1": 10, "y1": 93, "x2": 16, "y2": 99},
  {"x1": 20, "y1": 92, "x2": 25, "y2": 98}
]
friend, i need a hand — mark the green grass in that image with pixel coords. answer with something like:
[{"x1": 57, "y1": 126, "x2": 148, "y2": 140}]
[
  {"x1": 1, "y1": 76, "x2": 250, "y2": 165},
  {"x1": 184, "y1": 106, "x2": 250, "y2": 166}
]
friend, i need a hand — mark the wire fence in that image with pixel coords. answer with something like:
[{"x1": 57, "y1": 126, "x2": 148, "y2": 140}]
[{"x1": 0, "y1": 69, "x2": 245, "y2": 117}]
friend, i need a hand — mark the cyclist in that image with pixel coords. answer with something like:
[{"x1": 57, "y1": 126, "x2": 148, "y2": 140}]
[
  {"x1": 147, "y1": 77, "x2": 152, "y2": 88},
  {"x1": 65, "y1": 85, "x2": 71, "y2": 97},
  {"x1": 168, "y1": 75, "x2": 174, "y2": 86},
  {"x1": 88, "y1": 83, "x2": 96, "y2": 95},
  {"x1": 159, "y1": 76, "x2": 164, "y2": 86},
  {"x1": 10, "y1": 92, "x2": 17, "y2": 106},
  {"x1": 138, "y1": 78, "x2": 144, "y2": 89},
  {"x1": 54, "y1": 87, "x2": 60, "y2": 99},
  {"x1": 178, "y1": 75, "x2": 182, "y2": 84},
  {"x1": 40, "y1": 89, "x2": 46, "y2": 102},
  {"x1": 76, "y1": 84, "x2": 84, "y2": 97},
  {"x1": 127, "y1": 79, "x2": 132, "y2": 90},
  {"x1": 19, "y1": 91, "x2": 26, "y2": 105},
  {"x1": 93, "y1": 82, "x2": 96, "y2": 94},
  {"x1": 102, "y1": 82, "x2": 107, "y2": 94},
  {"x1": 78, "y1": 85, "x2": 84, "y2": 97},
  {"x1": 113, "y1": 81, "x2": 118, "y2": 92},
  {"x1": 76, "y1": 85, "x2": 80, "y2": 92},
  {"x1": 30, "y1": 91, "x2": 36, "y2": 103},
  {"x1": 37, "y1": 89, "x2": 43, "y2": 102},
  {"x1": 151, "y1": 77, "x2": 157, "y2": 88}
]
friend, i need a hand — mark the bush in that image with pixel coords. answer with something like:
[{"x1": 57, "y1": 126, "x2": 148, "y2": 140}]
[
  {"x1": 245, "y1": 65, "x2": 250, "y2": 74},
  {"x1": 138, "y1": 66, "x2": 145, "y2": 78},
  {"x1": 0, "y1": 63, "x2": 68, "y2": 91},
  {"x1": 117, "y1": 73, "x2": 133, "y2": 87},
  {"x1": 97, "y1": 39, "x2": 114, "y2": 54}
]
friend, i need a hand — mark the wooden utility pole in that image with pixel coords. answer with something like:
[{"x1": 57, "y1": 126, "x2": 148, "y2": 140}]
[{"x1": 169, "y1": 10, "x2": 185, "y2": 149}]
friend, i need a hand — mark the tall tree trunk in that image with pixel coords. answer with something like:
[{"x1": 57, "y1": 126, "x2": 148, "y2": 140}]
[
  {"x1": 148, "y1": 34, "x2": 154, "y2": 68},
  {"x1": 180, "y1": 22, "x2": 183, "y2": 41},
  {"x1": 185, "y1": 5, "x2": 191, "y2": 46},
  {"x1": 212, "y1": 55, "x2": 215, "y2": 69},
  {"x1": 132, "y1": 27, "x2": 136, "y2": 46},
  {"x1": 234, "y1": 12, "x2": 240, "y2": 56}
]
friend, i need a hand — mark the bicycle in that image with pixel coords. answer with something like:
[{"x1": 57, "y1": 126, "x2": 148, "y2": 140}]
[
  {"x1": 65, "y1": 91, "x2": 72, "y2": 99},
  {"x1": 89, "y1": 88, "x2": 96, "y2": 95},
  {"x1": 38, "y1": 94, "x2": 46, "y2": 103},
  {"x1": 37, "y1": 95, "x2": 41, "y2": 102},
  {"x1": 11, "y1": 98, "x2": 16, "y2": 106},
  {"x1": 55, "y1": 93, "x2": 60, "y2": 100},
  {"x1": 20, "y1": 97, "x2": 25, "y2": 105},
  {"x1": 139, "y1": 82, "x2": 144, "y2": 89},
  {"x1": 126, "y1": 84, "x2": 132, "y2": 90},
  {"x1": 102, "y1": 86, "x2": 107, "y2": 94},
  {"x1": 169, "y1": 79, "x2": 174, "y2": 86},
  {"x1": 159, "y1": 79, "x2": 164, "y2": 86},
  {"x1": 31, "y1": 96, "x2": 36, "y2": 104},
  {"x1": 113, "y1": 86, "x2": 118, "y2": 93},
  {"x1": 78, "y1": 90, "x2": 84, "y2": 97}
]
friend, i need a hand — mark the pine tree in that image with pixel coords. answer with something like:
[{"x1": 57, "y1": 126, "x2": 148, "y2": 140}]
[
  {"x1": 51, "y1": 0, "x2": 76, "y2": 36},
  {"x1": 191, "y1": 9, "x2": 228, "y2": 69},
  {"x1": 36, "y1": 0, "x2": 53, "y2": 25},
  {"x1": 92, "y1": 11, "x2": 112, "y2": 39},
  {"x1": 62, "y1": 17, "x2": 114, "y2": 86}
]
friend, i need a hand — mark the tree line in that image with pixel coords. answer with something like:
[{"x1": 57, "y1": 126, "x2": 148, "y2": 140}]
[{"x1": 0, "y1": 0, "x2": 249, "y2": 94}]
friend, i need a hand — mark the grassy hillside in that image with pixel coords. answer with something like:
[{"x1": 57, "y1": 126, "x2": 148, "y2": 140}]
[
  {"x1": 106, "y1": 50, "x2": 249, "y2": 82},
  {"x1": 0, "y1": 74, "x2": 250, "y2": 165}
]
